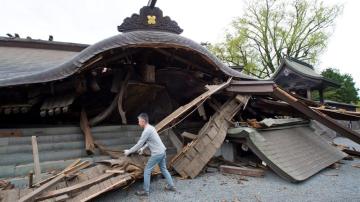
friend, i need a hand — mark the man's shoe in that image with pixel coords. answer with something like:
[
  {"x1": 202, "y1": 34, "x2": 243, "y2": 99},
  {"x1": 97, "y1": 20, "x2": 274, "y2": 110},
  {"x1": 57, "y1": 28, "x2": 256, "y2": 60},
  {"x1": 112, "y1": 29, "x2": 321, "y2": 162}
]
[
  {"x1": 164, "y1": 185, "x2": 176, "y2": 192},
  {"x1": 135, "y1": 190, "x2": 149, "y2": 196}
]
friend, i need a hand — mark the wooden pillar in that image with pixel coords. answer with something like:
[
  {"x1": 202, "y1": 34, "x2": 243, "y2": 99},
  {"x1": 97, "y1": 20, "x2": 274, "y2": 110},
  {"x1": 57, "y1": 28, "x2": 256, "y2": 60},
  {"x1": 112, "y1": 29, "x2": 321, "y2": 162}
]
[
  {"x1": 319, "y1": 89, "x2": 324, "y2": 104},
  {"x1": 117, "y1": 70, "x2": 131, "y2": 124},
  {"x1": 31, "y1": 136, "x2": 41, "y2": 183},
  {"x1": 140, "y1": 64, "x2": 155, "y2": 83},
  {"x1": 80, "y1": 109, "x2": 96, "y2": 154},
  {"x1": 306, "y1": 89, "x2": 312, "y2": 100}
]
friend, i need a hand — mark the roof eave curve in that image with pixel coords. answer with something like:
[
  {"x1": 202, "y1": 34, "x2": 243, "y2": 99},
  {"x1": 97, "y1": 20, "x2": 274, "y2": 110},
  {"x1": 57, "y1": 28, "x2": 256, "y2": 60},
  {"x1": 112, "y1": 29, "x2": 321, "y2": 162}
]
[{"x1": 0, "y1": 30, "x2": 255, "y2": 87}]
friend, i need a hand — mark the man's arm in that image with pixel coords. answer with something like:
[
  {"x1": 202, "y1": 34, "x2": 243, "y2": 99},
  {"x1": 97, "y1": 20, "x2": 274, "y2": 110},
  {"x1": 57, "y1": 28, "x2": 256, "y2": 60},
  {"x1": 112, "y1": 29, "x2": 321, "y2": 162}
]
[
  {"x1": 141, "y1": 143, "x2": 148, "y2": 150},
  {"x1": 127, "y1": 129, "x2": 150, "y2": 154}
]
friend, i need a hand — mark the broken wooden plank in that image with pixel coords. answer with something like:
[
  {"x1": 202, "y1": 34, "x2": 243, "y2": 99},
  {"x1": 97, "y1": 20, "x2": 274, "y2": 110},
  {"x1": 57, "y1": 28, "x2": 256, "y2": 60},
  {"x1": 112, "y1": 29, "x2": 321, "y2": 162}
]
[
  {"x1": 54, "y1": 194, "x2": 69, "y2": 202},
  {"x1": 19, "y1": 174, "x2": 64, "y2": 202},
  {"x1": 74, "y1": 174, "x2": 133, "y2": 202},
  {"x1": 63, "y1": 161, "x2": 91, "y2": 175},
  {"x1": 80, "y1": 109, "x2": 96, "y2": 154},
  {"x1": 36, "y1": 160, "x2": 89, "y2": 187},
  {"x1": 36, "y1": 173, "x2": 114, "y2": 201},
  {"x1": 171, "y1": 95, "x2": 250, "y2": 178},
  {"x1": 20, "y1": 161, "x2": 91, "y2": 202},
  {"x1": 31, "y1": 136, "x2": 41, "y2": 184},
  {"x1": 219, "y1": 165, "x2": 265, "y2": 177},
  {"x1": 36, "y1": 159, "x2": 81, "y2": 186},
  {"x1": 155, "y1": 78, "x2": 232, "y2": 133},
  {"x1": 105, "y1": 169, "x2": 125, "y2": 174}
]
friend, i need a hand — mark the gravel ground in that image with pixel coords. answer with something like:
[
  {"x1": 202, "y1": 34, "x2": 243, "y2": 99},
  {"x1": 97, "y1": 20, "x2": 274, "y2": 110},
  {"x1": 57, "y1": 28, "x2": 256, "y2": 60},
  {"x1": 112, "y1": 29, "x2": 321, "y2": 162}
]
[{"x1": 96, "y1": 158, "x2": 360, "y2": 202}]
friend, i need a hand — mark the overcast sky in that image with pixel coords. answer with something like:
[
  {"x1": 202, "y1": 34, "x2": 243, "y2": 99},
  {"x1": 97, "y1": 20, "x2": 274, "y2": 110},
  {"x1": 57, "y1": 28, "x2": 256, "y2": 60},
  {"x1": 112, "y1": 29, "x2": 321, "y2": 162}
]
[{"x1": 1, "y1": 0, "x2": 359, "y2": 91}]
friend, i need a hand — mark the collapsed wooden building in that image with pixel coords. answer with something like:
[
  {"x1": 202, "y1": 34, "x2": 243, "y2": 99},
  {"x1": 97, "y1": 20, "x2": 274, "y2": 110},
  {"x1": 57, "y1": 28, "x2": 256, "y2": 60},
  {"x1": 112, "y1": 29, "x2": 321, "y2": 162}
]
[{"x1": 1, "y1": 2, "x2": 360, "y2": 201}]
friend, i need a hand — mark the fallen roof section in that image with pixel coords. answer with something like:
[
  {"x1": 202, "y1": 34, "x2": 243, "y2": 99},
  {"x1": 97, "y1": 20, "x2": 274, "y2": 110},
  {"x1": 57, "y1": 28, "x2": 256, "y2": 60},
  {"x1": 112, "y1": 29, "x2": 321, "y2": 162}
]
[
  {"x1": 273, "y1": 86, "x2": 360, "y2": 144},
  {"x1": 171, "y1": 95, "x2": 249, "y2": 178},
  {"x1": 228, "y1": 125, "x2": 347, "y2": 182}
]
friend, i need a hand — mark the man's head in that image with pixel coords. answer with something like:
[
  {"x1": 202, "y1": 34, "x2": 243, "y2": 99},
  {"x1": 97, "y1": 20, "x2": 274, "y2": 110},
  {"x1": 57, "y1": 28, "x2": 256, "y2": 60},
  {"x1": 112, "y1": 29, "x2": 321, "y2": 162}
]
[{"x1": 137, "y1": 113, "x2": 149, "y2": 128}]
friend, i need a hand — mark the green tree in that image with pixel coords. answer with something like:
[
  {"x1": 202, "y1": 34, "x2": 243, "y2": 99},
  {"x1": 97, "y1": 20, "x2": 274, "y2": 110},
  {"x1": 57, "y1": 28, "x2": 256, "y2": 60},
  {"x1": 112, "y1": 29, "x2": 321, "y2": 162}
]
[
  {"x1": 319, "y1": 68, "x2": 359, "y2": 104},
  {"x1": 207, "y1": 0, "x2": 342, "y2": 78}
]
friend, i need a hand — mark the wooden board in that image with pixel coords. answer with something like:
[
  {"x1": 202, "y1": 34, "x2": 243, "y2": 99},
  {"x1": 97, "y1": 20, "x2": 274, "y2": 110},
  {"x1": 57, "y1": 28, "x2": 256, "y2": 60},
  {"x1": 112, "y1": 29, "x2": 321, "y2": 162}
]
[
  {"x1": 67, "y1": 174, "x2": 132, "y2": 202},
  {"x1": 155, "y1": 78, "x2": 232, "y2": 133},
  {"x1": 19, "y1": 174, "x2": 65, "y2": 202},
  {"x1": 36, "y1": 173, "x2": 115, "y2": 201},
  {"x1": 219, "y1": 165, "x2": 265, "y2": 177}
]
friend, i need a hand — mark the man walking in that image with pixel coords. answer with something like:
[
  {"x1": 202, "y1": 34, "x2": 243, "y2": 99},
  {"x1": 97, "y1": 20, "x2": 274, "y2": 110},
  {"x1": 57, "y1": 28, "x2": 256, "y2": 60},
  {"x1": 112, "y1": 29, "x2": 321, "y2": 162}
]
[{"x1": 124, "y1": 113, "x2": 176, "y2": 196}]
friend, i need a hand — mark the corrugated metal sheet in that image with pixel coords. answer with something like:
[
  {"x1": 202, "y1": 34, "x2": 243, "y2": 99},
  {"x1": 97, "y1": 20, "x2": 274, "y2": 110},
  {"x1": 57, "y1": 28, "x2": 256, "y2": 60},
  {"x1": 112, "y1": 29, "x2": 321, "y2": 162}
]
[
  {"x1": 0, "y1": 31, "x2": 254, "y2": 87},
  {"x1": 228, "y1": 125, "x2": 347, "y2": 182}
]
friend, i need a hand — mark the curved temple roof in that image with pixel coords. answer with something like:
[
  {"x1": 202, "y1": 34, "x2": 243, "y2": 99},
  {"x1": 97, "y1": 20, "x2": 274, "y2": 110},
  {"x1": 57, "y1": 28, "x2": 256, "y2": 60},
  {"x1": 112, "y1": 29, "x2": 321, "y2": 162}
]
[
  {"x1": 0, "y1": 31, "x2": 254, "y2": 87},
  {"x1": 272, "y1": 58, "x2": 340, "y2": 90}
]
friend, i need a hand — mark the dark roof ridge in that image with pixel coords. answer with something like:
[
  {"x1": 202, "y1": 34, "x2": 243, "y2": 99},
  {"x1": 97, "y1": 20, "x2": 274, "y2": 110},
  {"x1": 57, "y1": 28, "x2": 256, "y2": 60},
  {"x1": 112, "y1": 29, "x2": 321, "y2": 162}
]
[{"x1": 0, "y1": 36, "x2": 88, "y2": 52}]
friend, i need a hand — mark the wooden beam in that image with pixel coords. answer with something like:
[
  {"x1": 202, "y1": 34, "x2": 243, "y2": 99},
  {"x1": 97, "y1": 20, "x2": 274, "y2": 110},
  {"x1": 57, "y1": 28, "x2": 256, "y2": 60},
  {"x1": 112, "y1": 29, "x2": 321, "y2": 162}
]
[
  {"x1": 79, "y1": 175, "x2": 132, "y2": 202},
  {"x1": 35, "y1": 159, "x2": 85, "y2": 187},
  {"x1": 19, "y1": 161, "x2": 90, "y2": 202},
  {"x1": 18, "y1": 174, "x2": 65, "y2": 202},
  {"x1": 31, "y1": 136, "x2": 41, "y2": 184},
  {"x1": 54, "y1": 194, "x2": 69, "y2": 202},
  {"x1": 105, "y1": 169, "x2": 125, "y2": 174},
  {"x1": 35, "y1": 173, "x2": 114, "y2": 201},
  {"x1": 80, "y1": 109, "x2": 96, "y2": 154},
  {"x1": 219, "y1": 165, "x2": 265, "y2": 177},
  {"x1": 117, "y1": 70, "x2": 131, "y2": 125},
  {"x1": 155, "y1": 78, "x2": 232, "y2": 133},
  {"x1": 273, "y1": 86, "x2": 360, "y2": 144}
]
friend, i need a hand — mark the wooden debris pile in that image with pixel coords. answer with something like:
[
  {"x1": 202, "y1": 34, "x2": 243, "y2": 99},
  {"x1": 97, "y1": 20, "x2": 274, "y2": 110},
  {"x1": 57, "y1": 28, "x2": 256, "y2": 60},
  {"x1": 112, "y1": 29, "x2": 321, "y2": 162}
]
[
  {"x1": 0, "y1": 180, "x2": 13, "y2": 191},
  {"x1": 0, "y1": 154, "x2": 157, "y2": 202}
]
